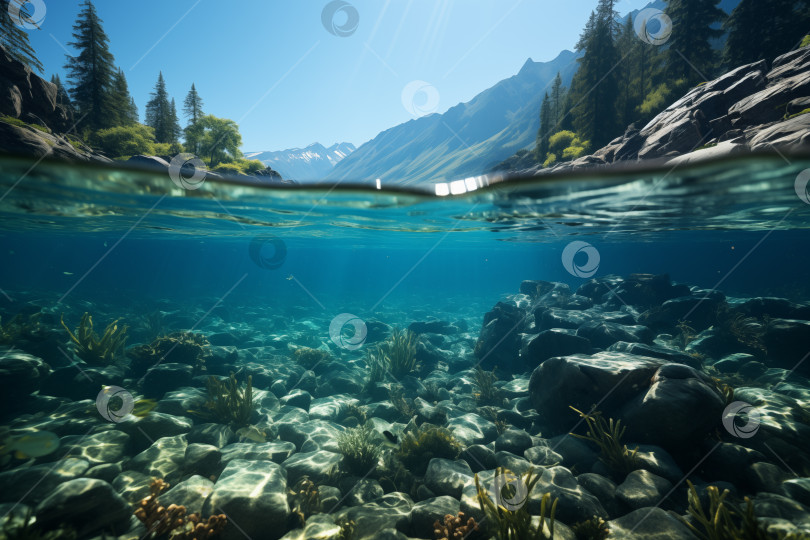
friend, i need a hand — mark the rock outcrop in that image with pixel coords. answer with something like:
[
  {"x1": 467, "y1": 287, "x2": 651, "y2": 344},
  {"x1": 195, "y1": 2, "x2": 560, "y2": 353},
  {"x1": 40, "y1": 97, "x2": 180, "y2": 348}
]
[{"x1": 516, "y1": 44, "x2": 810, "y2": 176}]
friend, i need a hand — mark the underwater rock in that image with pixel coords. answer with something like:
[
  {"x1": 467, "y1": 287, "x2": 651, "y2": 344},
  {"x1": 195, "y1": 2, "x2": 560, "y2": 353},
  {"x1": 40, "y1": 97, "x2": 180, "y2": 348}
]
[
  {"x1": 282, "y1": 450, "x2": 342, "y2": 484},
  {"x1": 746, "y1": 461, "x2": 790, "y2": 494},
  {"x1": 111, "y1": 469, "x2": 152, "y2": 503},
  {"x1": 699, "y1": 441, "x2": 765, "y2": 484},
  {"x1": 277, "y1": 419, "x2": 342, "y2": 452},
  {"x1": 576, "y1": 473, "x2": 624, "y2": 518},
  {"x1": 424, "y1": 458, "x2": 474, "y2": 498},
  {"x1": 524, "y1": 442, "x2": 564, "y2": 467},
  {"x1": 642, "y1": 295, "x2": 723, "y2": 331},
  {"x1": 34, "y1": 478, "x2": 131, "y2": 537},
  {"x1": 522, "y1": 329, "x2": 591, "y2": 367},
  {"x1": 575, "y1": 321, "x2": 653, "y2": 349},
  {"x1": 547, "y1": 434, "x2": 599, "y2": 470},
  {"x1": 762, "y1": 319, "x2": 810, "y2": 373},
  {"x1": 615, "y1": 470, "x2": 675, "y2": 510},
  {"x1": 39, "y1": 364, "x2": 125, "y2": 401},
  {"x1": 619, "y1": 363, "x2": 724, "y2": 449},
  {"x1": 220, "y1": 441, "x2": 296, "y2": 466},
  {"x1": 529, "y1": 465, "x2": 608, "y2": 525},
  {"x1": 117, "y1": 412, "x2": 193, "y2": 452},
  {"x1": 128, "y1": 434, "x2": 188, "y2": 484},
  {"x1": 494, "y1": 451, "x2": 533, "y2": 475},
  {"x1": 461, "y1": 444, "x2": 496, "y2": 472},
  {"x1": 0, "y1": 348, "x2": 50, "y2": 405},
  {"x1": 608, "y1": 341, "x2": 701, "y2": 369},
  {"x1": 535, "y1": 307, "x2": 598, "y2": 330},
  {"x1": 712, "y1": 352, "x2": 756, "y2": 373},
  {"x1": 408, "y1": 320, "x2": 457, "y2": 335},
  {"x1": 631, "y1": 445, "x2": 684, "y2": 484},
  {"x1": 608, "y1": 506, "x2": 695, "y2": 539},
  {"x1": 410, "y1": 495, "x2": 460, "y2": 538},
  {"x1": 751, "y1": 492, "x2": 810, "y2": 530},
  {"x1": 84, "y1": 461, "x2": 122, "y2": 483},
  {"x1": 446, "y1": 413, "x2": 498, "y2": 445},
  {"x1": 529, "y1": 352, "x2": 665, "y2": 433},
  {"x1": 781, "y1": 478, "x2": 810, "y2": 507},
  {"x1": 161, "y1": 474, "x2": 215, "y2": 515},
  {"x1": 736, "y1": 297, "x2": 810, "y2": 320},
  {"x1": 494, "y1": 428, "x2": 533, "y2": 455},
  {"x1": 605, "y1": 274, "x2": 690, "y2": 308},
  {"x1": 280, "y1": 389, "x2": 313, "y2": 411},
  {"x1": 203, "y1": 459, "x2": 290, "y2": 540},
  {"x1": 187, "y1": 422, "x2": 235, "y2": 448},
  {"x1": 154, "y1": 386, "x2": 206, "y2": 417},
  {"x1": 475, "y1": 300, "x2": 528, "y2": 372},
  {"x1": 141, "y1": 363, "x2": 194, "y2": 398},
  {"x1": 333, "y1": 492, "x2": 412, "y2": 540},
  {"x1": 184, "y1": 443, "x2": 222, "y2": 477},
  {"x1": 0, "y1": 457, "x2": 89, "y2": 504},
  {"x1": 338, "y1": 477, "x2": 384, "y2": 506},
  {"x1": 61, "y1": 429, "x2": 129, "y2": 465}
]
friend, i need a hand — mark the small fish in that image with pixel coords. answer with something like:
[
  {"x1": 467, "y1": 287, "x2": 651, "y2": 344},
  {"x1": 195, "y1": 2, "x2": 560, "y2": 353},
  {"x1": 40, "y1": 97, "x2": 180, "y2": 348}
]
[
  {"x1": 382, "y1": 430, "x2": 398, "y2": 447},
  {"x1": 236, "y1": 426, "x2": 266, "y2": 443},
  {"x1": 0, "y1": 430, "x2": 60, "y2": 459},
  {"x1": 132, "y1": 399, "x2": 158, "y2": 418},
  {"x1": 63, "y1": 271, "x2": 73, "y2": 275},
  {"x1": 286, "y1": 274, "x2": 294, "y2": 281}
]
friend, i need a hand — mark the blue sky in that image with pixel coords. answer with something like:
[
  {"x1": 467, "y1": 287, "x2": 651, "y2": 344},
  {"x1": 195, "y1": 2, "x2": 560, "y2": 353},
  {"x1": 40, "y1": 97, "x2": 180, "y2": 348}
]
[{"x1": 25, "y1": 0, "x2": 651, "y2": 152}]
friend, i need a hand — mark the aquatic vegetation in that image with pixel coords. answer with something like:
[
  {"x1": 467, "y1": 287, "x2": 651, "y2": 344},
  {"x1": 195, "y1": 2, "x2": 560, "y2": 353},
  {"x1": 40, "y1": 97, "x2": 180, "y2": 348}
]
[
  {"x1": 363, "y1": 347, "x2": 388, "y2": 390},
  {"x1": 389, "y1": 385, "x2": 416, "y2": 420},
  {"x1": 292, "y1": 346, "x2": 331, "y2": 370},
  {"x1": 472, "y1": 366, "x2": 502, "y2": 405},
  {"x1": 288, "y1": 476, "x2": 322, "y2": 527},
  {"x1": 715, "y1": 304, "x2": 768, "y2": 356},
  {"x1": 333, "y1": 519, "x2": 356, "y2": 540},
  {"x1": 475, "y1": 467, "x2": 557, "y2": 540},
  {"x1": 676, "y1": 321, "x2": 697, "y2": 350},
  {"x1": 134, "y1": 310, "x2": 165, "y2": 339},
  {"x1": 571, "y1": 516, "x2": 609, "y2": 540},
  {"x1": 198, "y1": 372, "x2": 254, "y2": 428},
  {"x1": 479, "y1": 406, "x2": 509, "y2": 435},
  {"x1": 375, "y1": 327, "x2": 419, "y2": 378},
  {"x1": 134, "y1": 478, "x2": 227, "y2": 539},
  {"x1": 129, "y1": 331, "x2": 211, "y2": 375},
  {"x1": 338, "y1": 402, "x2": 368, "y2": 425},
  {"x1": 433, "y1": 512, "x2": 479, "y2": 540},
  {"x1": 395, "y1": 424, "x2": 463, "y2": 476},
  {"x1": 0, "y1": 312, "x2": 44, "y2": 345},
  {"x1": 0, "y1": 509, "x2": 76, "y2": 540},
  {"x1": 60, "y1": 312, "x2": 128, "y2": 365},
  {"x1": 337, "y1": 423, "x2": 381, "y2": 475},
  {"x1": 569, "y1": 406, "x2": 639, "y2": 478},
  {"x1": 421, "y1": 381, "x2": 444, "y2": 403}
]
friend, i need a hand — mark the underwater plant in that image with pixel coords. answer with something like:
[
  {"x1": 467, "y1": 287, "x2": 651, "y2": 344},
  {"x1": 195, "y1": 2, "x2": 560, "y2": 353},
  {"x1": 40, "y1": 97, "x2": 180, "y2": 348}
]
[
  {"x1": 363, "y1": 347, "x2": 388, "y2": 391},
  {"x1": 395, "y1": 424, "x2": 463, "y2": 476},
  {"x1": 60, "y1": 312, "x2": 128, "y2": 365},
  {"x1": 714, "y1": 304, "x2": 768, "y2": 356},
  {"x1": 569, "y1": 406, "x2": 639, "y2": 478},
  {"x1": 333, "y1": 519, "x2": 356, "y2": 540},
  {"x1": 0, "y1": 312, "x2": 44, "y2": 345},
  {"x1": 0, "y1": 509, "x2": 76, "y2": 540},
  {"x1": 479, "y1": 406, "x2": 509, "y2": 435},
  {"x1": 134, "y1": 478, "x2": 227, "y2": 539},
  {"x1": 292, "y1": 346, "x2": 331, "y2": 370},
  {"x1": 389, "y1": 385, "x2": 416, "y2": 420},
  {"x1": 571, "y1": 516, "x2": 610, "y2": 540},
  {"x1": 338, "y1": 402, "x2": 368, "y2": 425},
  {"x1": 337, "y1": 423, "x2": 381, "y2": 475},
  {"x1": 433, "y1": 512, "x2": 479, "y2": 540},
  {"x1": 676, "y1": 320, "x2": 697, "y2": 350},
  {"x1": 288, "y1": 476, "x2": 322, "y2": 527},
  {"x1": 375, "y1": 327, "x2": 419, "y2": 378},
  {"x1": 474, "y1": 467, "x2": 557, "y2": 540},
  {"x1": 129, "y1": 331, "x2": 211, "y2": 375},
  {"x1": 198, "y1": 372, "x2": 254, "y2": 428},
  {"x1": 472, "y1": 366, "x2": 502, "y2": 405}
]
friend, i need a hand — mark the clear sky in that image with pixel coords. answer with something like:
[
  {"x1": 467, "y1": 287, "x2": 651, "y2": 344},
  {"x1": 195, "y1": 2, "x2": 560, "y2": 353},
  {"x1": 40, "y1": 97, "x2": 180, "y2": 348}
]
[{"x1": 25, "y1": 0, "x2": 652, "y2": 152}]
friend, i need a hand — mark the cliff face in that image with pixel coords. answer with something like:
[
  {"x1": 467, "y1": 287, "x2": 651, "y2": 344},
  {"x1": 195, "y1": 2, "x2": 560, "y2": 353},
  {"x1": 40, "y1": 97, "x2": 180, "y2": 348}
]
[{"x1": 517, "y1": 45, "x2": 810, "y2": 176}]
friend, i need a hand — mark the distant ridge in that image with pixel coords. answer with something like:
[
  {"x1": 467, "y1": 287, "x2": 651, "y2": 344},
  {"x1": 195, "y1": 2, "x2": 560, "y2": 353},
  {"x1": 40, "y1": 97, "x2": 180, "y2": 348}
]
[{"x1": 245, "y1": 142, "x2": 356, "y2": 181}]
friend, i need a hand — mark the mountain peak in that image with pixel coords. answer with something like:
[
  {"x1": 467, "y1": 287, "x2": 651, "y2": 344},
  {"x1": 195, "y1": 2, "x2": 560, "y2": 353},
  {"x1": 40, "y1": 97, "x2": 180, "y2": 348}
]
[{"x1": 518, "y1": 57, "x2": 535, "y2": 76}]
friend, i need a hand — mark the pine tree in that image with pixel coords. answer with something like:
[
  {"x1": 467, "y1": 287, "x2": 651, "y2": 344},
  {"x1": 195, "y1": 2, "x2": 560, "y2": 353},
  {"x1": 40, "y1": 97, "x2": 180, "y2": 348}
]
[
  {"x1": 51, "y1": 74, "x2": 74, "y2": 114},
  {"x1": 183, "y1": 83, "x2": 204, "y2": 126},
  {"x1": 65, "y1": 0, "x2": 117, "y2": 132},
  {"x1": 724, "y1": 0, "x2": 810, "y2": 67},
  {"x1": 567, "y1": 0, "x2": 621, "y2": 148},
  {"x1": 145, "y1": 72, "x2": 174, "y2": 143},
  {"x1": 536, "y1": 93, "x2": 552, "y2": 160},
  {"x1": 128, "y1": 97, "x2": 138, "y2": 124},
  {"x1": 169, "y1": 98, "x2": 181, "y2": 143},
  {"x1": 665, "y1": 0, "x2": 725, "y2": 84},
  {"x1": 0, "y1": 0, "x2": 44, "y2": 73},
  {"x1": 110, "y1": 68, "x2": 137, "y2": 125},
  {"x1": 549, "y1": 73, "x2": 566, "y2": 129}
]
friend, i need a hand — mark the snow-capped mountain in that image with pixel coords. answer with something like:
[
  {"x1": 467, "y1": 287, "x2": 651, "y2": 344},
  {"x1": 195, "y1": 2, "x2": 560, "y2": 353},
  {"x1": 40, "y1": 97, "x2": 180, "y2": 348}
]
[{"x1": 244, "y1": 142, "x2": 355, "y2": 181}]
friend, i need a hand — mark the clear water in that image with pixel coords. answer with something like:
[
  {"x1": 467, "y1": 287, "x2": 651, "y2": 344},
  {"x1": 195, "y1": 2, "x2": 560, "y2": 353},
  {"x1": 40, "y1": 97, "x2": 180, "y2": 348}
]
[{"x1": 2, "y1": 152, "x2": 810, "y2": 539}]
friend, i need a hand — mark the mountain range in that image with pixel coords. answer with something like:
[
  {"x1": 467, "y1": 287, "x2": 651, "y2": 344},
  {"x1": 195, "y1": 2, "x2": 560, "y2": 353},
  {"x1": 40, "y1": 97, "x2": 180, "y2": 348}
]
[{"x1": 244, "y1": 142, "x2": 356, "y2": 181}]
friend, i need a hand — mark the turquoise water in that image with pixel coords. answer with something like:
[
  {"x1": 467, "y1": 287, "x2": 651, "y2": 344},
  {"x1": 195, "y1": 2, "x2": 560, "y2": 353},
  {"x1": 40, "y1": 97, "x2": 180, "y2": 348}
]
[{"x1": 2, "y1": 152, "x2": 810, "y2": 539}]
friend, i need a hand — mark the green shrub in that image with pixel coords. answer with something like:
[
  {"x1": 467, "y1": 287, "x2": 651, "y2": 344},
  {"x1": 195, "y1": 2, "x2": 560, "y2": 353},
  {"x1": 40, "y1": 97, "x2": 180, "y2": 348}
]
[
  {"x1": 90, "y1": 124, "x2": 155, "y2": 158},
  {"x1": 548, "y1": 131, "x2": 577, "y2": 154},
  {"x1": 212, "y1": 162, "x2": 243, "y2": 175},
  {"x1": 547, "y1": 130, "x2": 589, "y2": 163},
  {"x1": 0, "y1": 115, "x2": 26, "y2": 127},
  {"x1": 337, "y1": 424, "x2": 381, "y2": 475},
  {"x1": 801, "y1": 35, "x2": 810, "y2": 48},
  {"x1": 151, "y1": 142, "x2": 172, "y2": 156},
  {"x1": 543, "y1": 152, "x2": 557, "y2": 167}
]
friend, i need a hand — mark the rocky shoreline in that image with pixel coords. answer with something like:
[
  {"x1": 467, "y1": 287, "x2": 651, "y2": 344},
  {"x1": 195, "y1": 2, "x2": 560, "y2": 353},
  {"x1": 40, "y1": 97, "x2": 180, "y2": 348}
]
[{"x1": 1, "y1": 273, "x2": 809, "y2": 539}]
